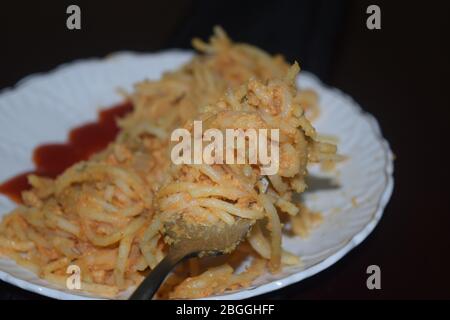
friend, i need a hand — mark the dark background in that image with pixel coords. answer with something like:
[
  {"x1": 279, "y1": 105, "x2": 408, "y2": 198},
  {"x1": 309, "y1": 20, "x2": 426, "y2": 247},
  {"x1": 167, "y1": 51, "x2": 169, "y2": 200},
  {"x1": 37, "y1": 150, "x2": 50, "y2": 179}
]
[{"x1": 1, "y1": 0, "x2": 449, "y2": 299}]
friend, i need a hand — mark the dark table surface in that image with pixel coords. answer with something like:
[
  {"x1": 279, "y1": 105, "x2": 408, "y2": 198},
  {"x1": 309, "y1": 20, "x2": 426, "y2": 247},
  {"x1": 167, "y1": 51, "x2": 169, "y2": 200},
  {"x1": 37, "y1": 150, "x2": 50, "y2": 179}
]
[{"x1": 0, "y1": 1, "x2": 449, "y2": 300}]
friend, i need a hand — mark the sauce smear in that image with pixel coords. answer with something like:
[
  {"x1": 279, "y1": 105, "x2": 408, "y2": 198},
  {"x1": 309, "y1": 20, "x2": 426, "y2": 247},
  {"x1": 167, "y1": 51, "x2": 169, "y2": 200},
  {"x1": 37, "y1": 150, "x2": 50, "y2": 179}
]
[{"x1": 0, "y1": 101, "x2": 133, "y2": 203}]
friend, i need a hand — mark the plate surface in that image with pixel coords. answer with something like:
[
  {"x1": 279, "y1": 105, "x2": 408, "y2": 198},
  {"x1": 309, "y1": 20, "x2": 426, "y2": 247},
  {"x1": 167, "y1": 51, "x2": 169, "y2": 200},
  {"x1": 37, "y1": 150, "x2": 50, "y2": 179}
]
[{"x1": 0, "y1": 51, "x2": 394, "y2": 299}]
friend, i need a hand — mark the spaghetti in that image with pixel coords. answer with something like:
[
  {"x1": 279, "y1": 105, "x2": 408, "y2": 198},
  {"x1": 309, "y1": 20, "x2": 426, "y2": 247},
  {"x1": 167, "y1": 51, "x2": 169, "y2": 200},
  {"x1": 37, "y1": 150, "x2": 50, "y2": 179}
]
[{"x1": 0, "y1": 27, "x2": 336, "y2": 298}]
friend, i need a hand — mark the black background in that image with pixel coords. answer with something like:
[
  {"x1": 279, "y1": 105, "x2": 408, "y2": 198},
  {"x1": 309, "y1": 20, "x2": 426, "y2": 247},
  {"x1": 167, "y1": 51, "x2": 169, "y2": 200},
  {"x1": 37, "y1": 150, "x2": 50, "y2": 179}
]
[{"x1": 0, "y1": 0, "x2": 449, "y2": 299}]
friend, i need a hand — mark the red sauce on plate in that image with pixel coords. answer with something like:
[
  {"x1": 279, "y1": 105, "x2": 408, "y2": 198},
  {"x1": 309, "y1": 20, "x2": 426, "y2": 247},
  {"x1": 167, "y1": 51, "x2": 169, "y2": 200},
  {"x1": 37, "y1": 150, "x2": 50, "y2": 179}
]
[{"x1": 0, "y1": 101, "x2": 133, "y2": 203}]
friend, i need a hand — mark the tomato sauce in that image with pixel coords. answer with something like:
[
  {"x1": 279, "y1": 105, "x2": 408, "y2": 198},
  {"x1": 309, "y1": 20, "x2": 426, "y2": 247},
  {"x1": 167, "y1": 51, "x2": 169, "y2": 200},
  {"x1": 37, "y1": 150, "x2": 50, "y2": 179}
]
[{"x1": 0, "y1": 101, "x2": 133, "y2": 203}]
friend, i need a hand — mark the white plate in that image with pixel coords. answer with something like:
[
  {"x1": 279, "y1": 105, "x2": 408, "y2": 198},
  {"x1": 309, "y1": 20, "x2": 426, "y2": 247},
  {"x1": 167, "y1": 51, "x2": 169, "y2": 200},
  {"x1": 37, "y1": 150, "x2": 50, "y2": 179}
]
[{"x1": 0, "y1": 51, "x2": 394, "y2": 300}]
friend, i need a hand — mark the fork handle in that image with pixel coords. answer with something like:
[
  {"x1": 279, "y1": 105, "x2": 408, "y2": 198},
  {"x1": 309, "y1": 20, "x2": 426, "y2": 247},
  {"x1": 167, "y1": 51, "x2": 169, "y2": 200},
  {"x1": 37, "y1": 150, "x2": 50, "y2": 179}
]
[{"x1": 129, "y1": 246, "x2": 188, "y2": 300}]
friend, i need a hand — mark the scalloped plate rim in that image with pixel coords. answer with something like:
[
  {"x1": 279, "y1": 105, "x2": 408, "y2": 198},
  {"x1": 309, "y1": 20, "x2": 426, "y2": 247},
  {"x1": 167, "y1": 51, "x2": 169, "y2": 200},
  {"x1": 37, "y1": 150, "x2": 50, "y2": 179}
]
[{"x1": 0, "y1": 51, "x2": 394, "y2": 300}]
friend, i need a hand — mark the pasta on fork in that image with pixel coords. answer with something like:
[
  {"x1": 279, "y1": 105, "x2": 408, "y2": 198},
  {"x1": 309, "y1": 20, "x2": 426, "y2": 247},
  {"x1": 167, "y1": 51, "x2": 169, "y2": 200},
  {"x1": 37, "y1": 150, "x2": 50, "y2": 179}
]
[{"x1": 156, "y1": 65, "x2": 336, "y2": 298}]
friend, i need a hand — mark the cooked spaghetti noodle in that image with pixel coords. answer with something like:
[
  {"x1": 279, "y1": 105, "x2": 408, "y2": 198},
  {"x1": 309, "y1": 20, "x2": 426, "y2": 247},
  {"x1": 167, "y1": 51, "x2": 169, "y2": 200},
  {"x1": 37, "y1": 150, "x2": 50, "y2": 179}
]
[{"x1": 0, "y1": 27, "x2": 336, "y2": 298}]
